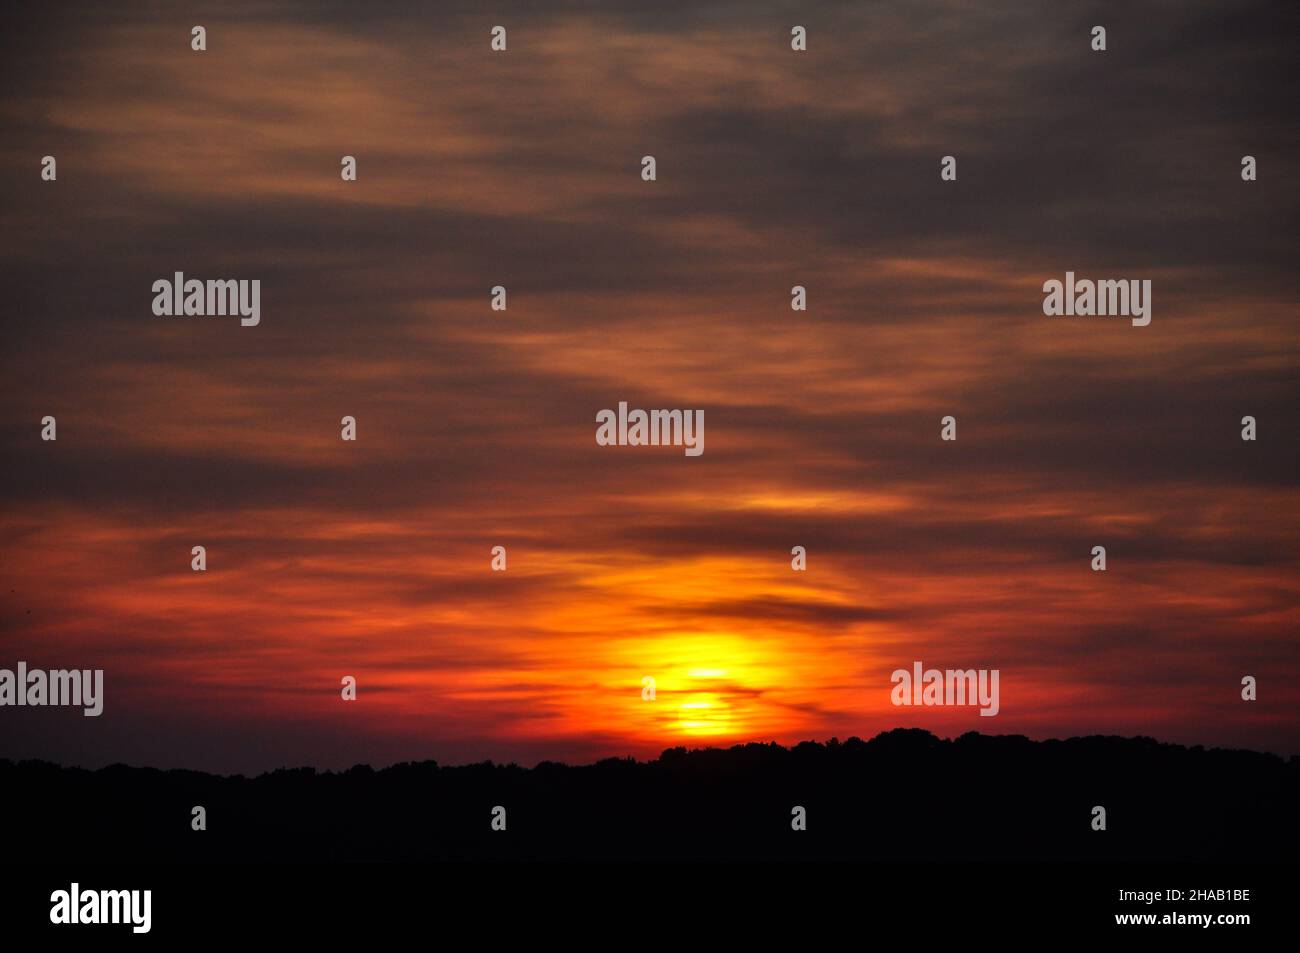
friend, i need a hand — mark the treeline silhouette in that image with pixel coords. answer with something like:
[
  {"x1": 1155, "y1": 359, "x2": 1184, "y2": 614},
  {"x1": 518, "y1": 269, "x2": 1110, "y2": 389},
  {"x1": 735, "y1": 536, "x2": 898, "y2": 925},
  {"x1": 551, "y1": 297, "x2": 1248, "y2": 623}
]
[{"x1": 4, "y1": 729, "x2": 1295, "y2": 862}]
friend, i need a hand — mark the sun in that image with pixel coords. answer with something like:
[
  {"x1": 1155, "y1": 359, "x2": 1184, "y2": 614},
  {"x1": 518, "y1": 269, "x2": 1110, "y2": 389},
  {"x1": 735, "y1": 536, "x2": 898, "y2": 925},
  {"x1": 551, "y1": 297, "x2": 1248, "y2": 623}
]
[{"x1": 674, "y1": 667, "x2": 735, "y2": 737}]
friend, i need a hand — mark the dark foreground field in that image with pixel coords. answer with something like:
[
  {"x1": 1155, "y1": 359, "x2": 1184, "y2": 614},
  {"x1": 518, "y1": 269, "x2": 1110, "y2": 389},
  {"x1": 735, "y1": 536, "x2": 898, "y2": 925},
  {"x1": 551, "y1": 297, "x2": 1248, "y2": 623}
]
[{"x1": 4, "y1": 729, "x2": 1295, "y2": 862}]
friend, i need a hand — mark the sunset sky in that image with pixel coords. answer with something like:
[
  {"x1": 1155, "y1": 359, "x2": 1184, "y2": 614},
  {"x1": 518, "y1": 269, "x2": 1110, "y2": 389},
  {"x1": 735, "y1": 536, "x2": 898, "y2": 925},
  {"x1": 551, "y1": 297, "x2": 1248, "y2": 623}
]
[{"x1": 2, "y1": 0, "x2": 1297, "y2": 774}]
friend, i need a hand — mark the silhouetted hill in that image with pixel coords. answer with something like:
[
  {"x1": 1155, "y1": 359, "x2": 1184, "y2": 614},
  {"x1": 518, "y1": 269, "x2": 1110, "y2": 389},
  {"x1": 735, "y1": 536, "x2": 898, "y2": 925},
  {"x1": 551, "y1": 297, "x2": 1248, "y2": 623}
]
[{"x1": 4, "y1": 730, "x2": 1295, "y2": 862}]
